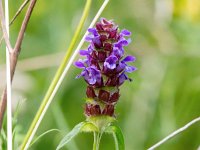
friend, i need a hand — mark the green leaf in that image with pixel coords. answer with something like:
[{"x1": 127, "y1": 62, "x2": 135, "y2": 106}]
[
  {"x1": 29, "y1": 129, "x2": 61, "y2": 148},
  {"x1": 105, "y1": 125, "x2": 125, "y2": 150},
  {"x1": 56, "y1": 122, "x2": 87, "y2": 150}
]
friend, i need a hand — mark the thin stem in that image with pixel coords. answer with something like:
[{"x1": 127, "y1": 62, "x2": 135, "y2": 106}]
[
  {"x1": 0, "y1": 0, "x2": 30, "y2": 47},
  {"x1": 93, "y1": 132, "x2": 97, "y2": 150},
  {"x1": 5, "y1": 0, "x2": 12, "y2": 149},
  {"x1": 148, "y1": 117, "x2": 200, "y2": 150},
  {"x1": 9, "y1": 0, "x2": 30, "y2": 26},
  {"x1": 0, "y1": 0, "x2": 37, "y2": 130},
  {"x1": 13, "y1": 0, "x2": 36, "y2": 52},
  {"x1": 93, "y1": 132, "x2": 101, "y2": 150},
  {"x1": 20, "y1": 0, "x2": 92, "y2": 149},
  {"x1": 97, "y1": 132, "x2": 102, "y2": 150},
  {"x1": 0, "y1": 0, "x2": 13, "y2": 52}
]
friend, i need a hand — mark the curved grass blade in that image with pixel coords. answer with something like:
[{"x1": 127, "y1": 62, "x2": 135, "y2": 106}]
[
  {"x1": 105, "y1": 125, "x2": 125, "y2": 150},
  {"x1": 29, "y1": 129, "x2": 61, "y2": 148}
]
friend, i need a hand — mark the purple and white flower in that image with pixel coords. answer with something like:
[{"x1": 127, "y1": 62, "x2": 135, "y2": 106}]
[{"x1": 74, "y1": 18, "x2": 136, "y2": 117}]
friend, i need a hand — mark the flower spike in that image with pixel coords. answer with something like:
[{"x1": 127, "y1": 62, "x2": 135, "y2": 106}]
[{"x1": 74, "y1": 18, "x2": 136, "y2": 120}]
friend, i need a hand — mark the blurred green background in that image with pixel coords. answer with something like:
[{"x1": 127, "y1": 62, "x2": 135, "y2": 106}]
[{"x1": 0, "y1": 0, "x2": 200, "y2": 149}]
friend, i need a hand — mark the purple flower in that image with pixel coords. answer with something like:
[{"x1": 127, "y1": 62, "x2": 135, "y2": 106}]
[
  {"x1": 88, "y1": 28, "x2": 98, "y2": 36},
  {"x1": 120, "y1": 29, "x2": 131, "y2": 36},
  {"x1": 74, "y1": 59, "x2": 87, "y2": 68},
  {"x1": 92, "y1": 36, "x2": 103, "y2": 48},
  {"x1": 112, "y1": 46, "x2": 124, "y2": 59},
  {"x1": 81, "y1": 66, "x2": 101, "y2": 85},
  {"x1": 125, "y1": 66, "x2": 137, "y2": 73},
  {"x1": 118, "y1": 72, "x2": 131, "y2": 85},
  {"x1": 104, "y1": 55, "x2": 118, "y2": 70},
  {"x1": 74, "y1": 18, "x2": 136, "y2": 118},
  {"x1": 114, "y1": 39, "x2": 129, "y2": 49},
  {"x1": 79, "y1": 50, "x2": 89, "y2": 56},
  {"x1": 85, "y1": 28, "x2": 98, "y2": 41},
  {"x1": 122, "y1": 55, "x2": 136, "y2": 62}
]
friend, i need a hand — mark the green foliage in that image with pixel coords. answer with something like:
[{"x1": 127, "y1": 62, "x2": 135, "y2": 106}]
[
  {"x1": 30, "y1": 129, "x2": 61, "y2": 148},
  {"x1": 105, "y1": 125, "x2": 125, "y2": 150},
  {"x1": 0, "y1": 128, "x2": 7, "y2": 150},
  {"x1": 56, "y1": 121, "x2": 125, "y2": 150},
  {"x1": 56, "y1": 122, "x2": 90, "y2": 150},
  {"x1": 1, "y1": 0, "x2": 200, "y2": 150}
]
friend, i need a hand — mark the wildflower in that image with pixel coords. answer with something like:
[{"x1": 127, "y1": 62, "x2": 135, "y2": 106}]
[{"x1": 74, "y1": 18, "x2": 136, "y2": 118}]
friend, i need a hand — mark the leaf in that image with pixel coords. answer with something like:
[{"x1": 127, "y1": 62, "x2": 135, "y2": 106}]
[
  {"x1": 105, "y1": 125, "x2": 125, "y2": 150},
  {"x1": 29, "y1": 129, "x2": 61, "y2": 148},
  {"x1": 56, "y1": 122, "x2": 86, "y2": 150}
]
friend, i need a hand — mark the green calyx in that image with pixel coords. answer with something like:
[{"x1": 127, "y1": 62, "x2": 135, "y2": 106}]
[{"x1": 86, "y1": 116, "x2": 116, "y2": 132}]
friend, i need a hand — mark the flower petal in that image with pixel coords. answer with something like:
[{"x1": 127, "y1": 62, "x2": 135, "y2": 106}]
[
  {"x1": 88, "y1": 28, "x2": 98, "y2": 36},
  {"x1": 83, "y1": 67, "x2": 101, "y2": 85},
  {"x1": 74, "y1": 60, "x2": 85, "y2": 68},
  {"x1": 92, "y1": 36, "x2": 103, "y2": 48},
  {"x1": 116, "y1": 62, "x2": 126, "y2": 73},
  {"x1": 118, "y1": 73, "x2": 128, "y2": 85},
  {"x1": 125, "y1": 66, "x2": 137, "y2": 73},
  {"x1": 112, "y1": 47, "x2": 124, "y2": 58},
  {"x1": 121, "y1": 29, "x2": 131, "y2": 36},
  {"x1": 114, "y1": 39, "x2": 129, "y2": 49},
  {"x1": 120, "y1": 39, "x2": 129, "y2": 46},
  {"x1": 127, "y1": 38, "x2": 132, "y2": 44},
  {"x1": 85, "y1": 35, "x2": 93, "y2": 42},
  {"x1": 104, "y1": 55, "x2": 118, "y2": 69},
  {"x1": 79, "y1": 50, "x2": 89, "y2": 56},
  {"x1": 122, "y1": 56, "x2": 136, "y2": 63},
  {"x1": 118, "y1": 73, "x2": 132, "y2": 85}
]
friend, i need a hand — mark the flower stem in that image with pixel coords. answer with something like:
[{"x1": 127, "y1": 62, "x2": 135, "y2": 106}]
[
  {"x1": 20, "y1": 0, "x2": 92, "y2": 149},
  {"x1": 93, "y1": 132, "x2": 102, "y2": 150},
  {"x1": 93, "y1": 132, "x2": 97, "y2": 150}
]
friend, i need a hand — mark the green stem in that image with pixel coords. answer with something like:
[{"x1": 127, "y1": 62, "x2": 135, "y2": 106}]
[
  {"x1": 20, "y1": 0, "x2": 92, "y2": 149},
  {"x1": 93, "y1": 132, "x2": 102, "y2": 150},
  {"x1": 93, "y1": 132, "x2": 97, "y2": 150}
]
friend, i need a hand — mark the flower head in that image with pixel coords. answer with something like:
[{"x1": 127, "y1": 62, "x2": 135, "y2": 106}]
[{"x1": 74, "y1": 18, "x2": 136, "y2": 118}]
